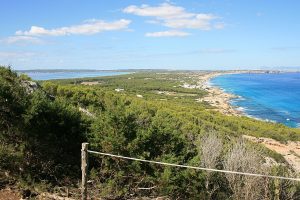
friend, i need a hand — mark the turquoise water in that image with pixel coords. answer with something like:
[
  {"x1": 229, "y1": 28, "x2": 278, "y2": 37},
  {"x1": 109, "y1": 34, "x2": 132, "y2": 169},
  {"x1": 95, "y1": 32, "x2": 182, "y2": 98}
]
[
  {"x1": 211, "y1": 73, "x2": 300, "y2": 128},
  {"x1": 21, "y1": 71, "x2": 130, "y2": 80}
]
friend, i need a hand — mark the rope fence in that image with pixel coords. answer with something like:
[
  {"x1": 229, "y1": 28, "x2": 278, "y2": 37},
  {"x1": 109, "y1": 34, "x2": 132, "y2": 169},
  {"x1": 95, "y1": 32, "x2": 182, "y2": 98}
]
[{"x1": 81, "y1": 143, "x2": 300, "y2": 200}]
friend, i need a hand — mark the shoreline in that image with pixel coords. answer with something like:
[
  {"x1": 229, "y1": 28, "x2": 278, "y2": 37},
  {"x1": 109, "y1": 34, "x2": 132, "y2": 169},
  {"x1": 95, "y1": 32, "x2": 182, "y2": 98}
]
[
  {"x1": 197, "y1": 71, "x2": 243, "y2": 116},
  {"x1": 197, "y1": 71, "x2": 300, "y2": 129}
]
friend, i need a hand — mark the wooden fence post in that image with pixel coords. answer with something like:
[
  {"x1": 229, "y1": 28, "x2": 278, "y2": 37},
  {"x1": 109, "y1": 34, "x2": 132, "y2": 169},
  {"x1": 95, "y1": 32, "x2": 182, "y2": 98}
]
[{"x1": 81, "y1": 143, "x2": 89, "y2": 200}]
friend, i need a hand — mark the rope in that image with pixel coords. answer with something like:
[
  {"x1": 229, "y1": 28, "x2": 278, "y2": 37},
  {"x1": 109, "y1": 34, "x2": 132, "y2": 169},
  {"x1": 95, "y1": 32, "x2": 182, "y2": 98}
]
[{"x1": 87, "y1": 150, "x2": 300, "y2": 182}]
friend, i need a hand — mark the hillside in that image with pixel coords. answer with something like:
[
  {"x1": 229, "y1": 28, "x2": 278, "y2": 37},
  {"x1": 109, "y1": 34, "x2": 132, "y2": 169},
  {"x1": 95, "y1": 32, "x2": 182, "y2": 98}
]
[{"x1": 1, "y1": 66, "x2": 300, "y2": 199}]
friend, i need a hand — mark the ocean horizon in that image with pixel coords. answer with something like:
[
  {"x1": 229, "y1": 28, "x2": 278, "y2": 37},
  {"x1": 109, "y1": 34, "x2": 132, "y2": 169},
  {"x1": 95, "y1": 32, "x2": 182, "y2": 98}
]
[{"x1": 211, "y1": 72, "x2": 300, "y2": 128}]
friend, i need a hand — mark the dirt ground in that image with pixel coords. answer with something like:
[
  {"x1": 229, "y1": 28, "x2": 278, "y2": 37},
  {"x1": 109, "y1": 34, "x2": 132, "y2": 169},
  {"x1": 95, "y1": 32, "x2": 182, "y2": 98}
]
[{"x1": 0, "y1": 188, "x2": 20, "y2": 200}]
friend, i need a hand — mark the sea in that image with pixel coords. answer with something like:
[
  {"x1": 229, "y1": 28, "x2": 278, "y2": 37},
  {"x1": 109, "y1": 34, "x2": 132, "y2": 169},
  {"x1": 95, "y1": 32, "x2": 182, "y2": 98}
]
[
  {"x1": 21, "y1": 71, "x2": 130, "y2": 81},
  {"x1": 210, "y1": 72, "x2": 300, "y2": 128}
]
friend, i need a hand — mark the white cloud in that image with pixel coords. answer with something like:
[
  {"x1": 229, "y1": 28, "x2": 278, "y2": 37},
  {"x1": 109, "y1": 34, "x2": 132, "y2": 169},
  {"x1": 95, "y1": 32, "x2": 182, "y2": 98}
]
[
  {"x1": 16, "y1": 19, "x2": 131, "y2": 36},
  {"x1": 123, "y1": 3, "x2": 223, "y2": 30},
  {"x1": 2, "y1": 36, "x2": 43, "y2": 44},
  {"x1": 123, "y1": 3, "x2": 193, "y2": 19},
  {"x1": 163, "y1": 14, "x2": 216, "y2": 29},
  {"x1": 145, "y1": 30, "x2": 190, "y2": 37}
]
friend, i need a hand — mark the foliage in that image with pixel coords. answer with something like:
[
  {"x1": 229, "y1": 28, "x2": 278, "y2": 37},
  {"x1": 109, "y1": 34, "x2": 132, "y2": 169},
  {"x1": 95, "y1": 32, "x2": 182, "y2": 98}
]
[
  {"x1": 23, "y1": 90, "x2": 88, "y2": 181},
  {"x1": 0, "y1": 66, "x2": 28, "y2": 141},
  {"x1": 0, "y1": 66, "x2": 89, "y2": 185},
  {"x1": 1, "y1": 66, "x2": 300, "y2": 199}
]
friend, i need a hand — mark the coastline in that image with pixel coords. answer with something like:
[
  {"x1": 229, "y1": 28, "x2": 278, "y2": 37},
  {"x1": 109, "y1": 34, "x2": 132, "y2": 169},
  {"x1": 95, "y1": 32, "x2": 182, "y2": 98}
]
[
  {"x1": 197, "y1": 70, "x2": 300, "y2": 128},
  {"x1": 197, "y1": 71, "x2": 243, "y2": 116},
  {"x1": 198, "y1": 71, "x2": 300, "y2": 129}
]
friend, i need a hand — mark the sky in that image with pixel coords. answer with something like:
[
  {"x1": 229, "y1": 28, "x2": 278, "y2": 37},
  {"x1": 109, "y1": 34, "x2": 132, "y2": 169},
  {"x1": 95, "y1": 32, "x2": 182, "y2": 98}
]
[{"x1": 1, "y1": 0, "x2": 300, "y2": 70}]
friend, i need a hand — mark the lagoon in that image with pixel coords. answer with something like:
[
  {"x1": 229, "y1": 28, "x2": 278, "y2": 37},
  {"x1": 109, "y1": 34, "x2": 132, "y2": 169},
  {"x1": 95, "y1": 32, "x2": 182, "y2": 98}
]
[{"x1": 20, "y1": 71, "x2": 130, "y2": 80}]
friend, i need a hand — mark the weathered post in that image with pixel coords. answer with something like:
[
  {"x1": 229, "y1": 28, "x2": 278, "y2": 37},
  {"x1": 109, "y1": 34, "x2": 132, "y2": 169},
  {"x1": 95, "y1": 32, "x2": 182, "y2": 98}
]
[{"x1": 81, "y1": 143, "x2": 89, "y2": 200}]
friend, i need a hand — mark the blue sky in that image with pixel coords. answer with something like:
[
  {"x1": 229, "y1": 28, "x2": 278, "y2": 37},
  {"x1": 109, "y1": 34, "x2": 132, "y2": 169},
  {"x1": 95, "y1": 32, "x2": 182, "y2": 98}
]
[{"x1": 1, "y1": 0, "x2": 300, "y2": 70}]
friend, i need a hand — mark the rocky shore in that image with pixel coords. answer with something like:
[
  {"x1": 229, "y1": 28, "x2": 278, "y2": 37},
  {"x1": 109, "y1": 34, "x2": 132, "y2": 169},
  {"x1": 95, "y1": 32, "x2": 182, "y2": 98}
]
[
  {"x1": 196, "y1": 72, "x2": 242, "y2": 116},
  {"x1": 196, "y1": 70, "x2": 289, "y2": 117}
]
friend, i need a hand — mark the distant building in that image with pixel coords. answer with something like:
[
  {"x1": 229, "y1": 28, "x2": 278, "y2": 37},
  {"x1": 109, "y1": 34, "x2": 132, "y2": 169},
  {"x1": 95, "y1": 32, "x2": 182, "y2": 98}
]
[{"x1": 115, "y1": 88, "x2": 124, "y2": 92}]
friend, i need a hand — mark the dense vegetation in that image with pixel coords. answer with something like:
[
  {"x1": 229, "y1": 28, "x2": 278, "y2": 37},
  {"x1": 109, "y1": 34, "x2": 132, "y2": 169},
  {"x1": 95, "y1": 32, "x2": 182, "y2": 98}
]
[
  {"x1": 1, "y1": 66, "x2": 300, "y2": 199},
  {"x1": 0, "y1": 67, "x2": 88, "y2": 187}
]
